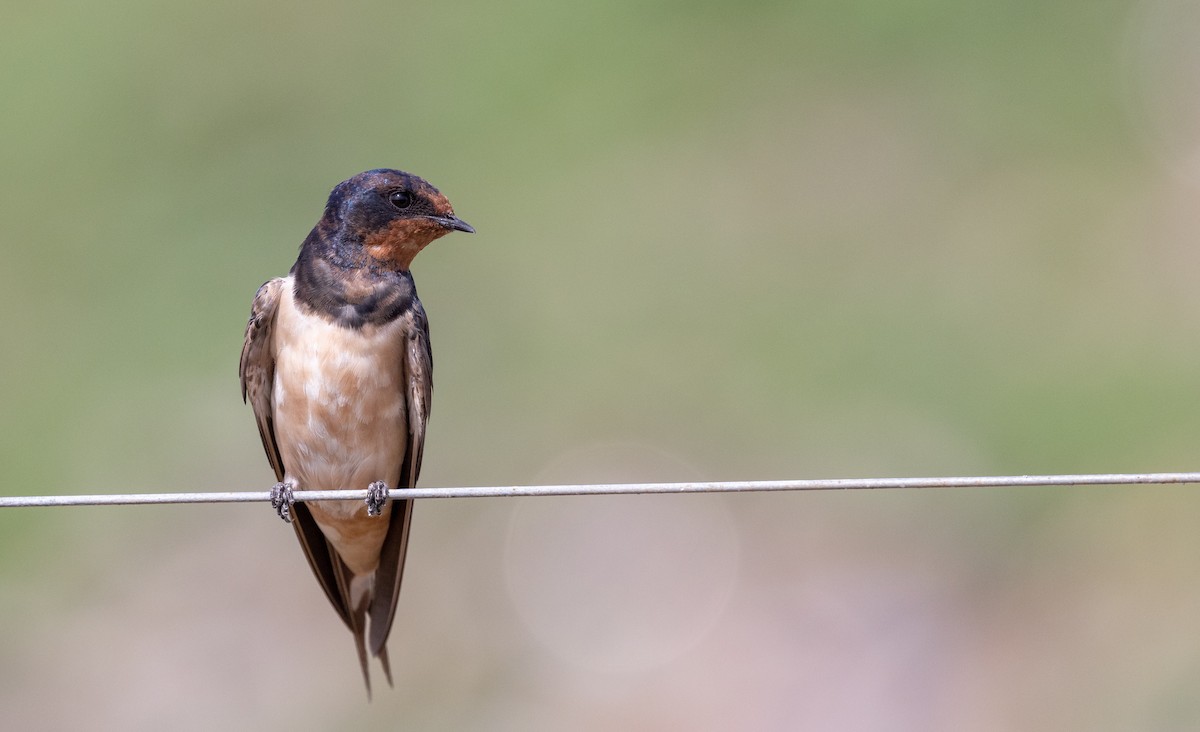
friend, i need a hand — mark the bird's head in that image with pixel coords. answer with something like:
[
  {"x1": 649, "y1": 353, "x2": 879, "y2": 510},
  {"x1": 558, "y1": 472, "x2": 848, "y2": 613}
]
[{"x1": 321, "y1": 168, "x2": 474, "y2": 271}]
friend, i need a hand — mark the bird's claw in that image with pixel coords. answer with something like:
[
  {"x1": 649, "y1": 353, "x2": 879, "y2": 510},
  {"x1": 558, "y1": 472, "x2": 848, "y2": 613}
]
[
  {"x1": 366, "y1": 481, "x2": 390, "y2": 517},
  {"x1": 271, "y1": 481, "x2": 296, "y2": 523}
]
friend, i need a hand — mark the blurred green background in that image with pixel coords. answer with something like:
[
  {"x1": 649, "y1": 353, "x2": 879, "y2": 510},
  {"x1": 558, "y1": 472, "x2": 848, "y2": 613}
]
[{"x1": 3, "y1": 0, "x2": 1200, "y2": 729}]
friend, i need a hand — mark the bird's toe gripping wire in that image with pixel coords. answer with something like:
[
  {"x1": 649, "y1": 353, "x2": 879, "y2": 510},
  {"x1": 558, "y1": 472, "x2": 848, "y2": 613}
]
[
  {"x1": 270, "y1": 481, "x2": 296, "y2": 523},
  {"x1": 366, "y1": 481, "x2": 390, "y2": 517}
]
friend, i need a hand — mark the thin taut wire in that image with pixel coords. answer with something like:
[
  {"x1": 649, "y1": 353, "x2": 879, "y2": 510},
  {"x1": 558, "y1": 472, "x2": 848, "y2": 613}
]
[{"x1": 1, "y1": 472, "x2": 1198, "y2": 508}]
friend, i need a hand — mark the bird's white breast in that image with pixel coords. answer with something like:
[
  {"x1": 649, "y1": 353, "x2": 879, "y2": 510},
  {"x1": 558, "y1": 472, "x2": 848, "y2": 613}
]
[{"x1": 271, "y1": 277, "x2": 408, "y2": 511}]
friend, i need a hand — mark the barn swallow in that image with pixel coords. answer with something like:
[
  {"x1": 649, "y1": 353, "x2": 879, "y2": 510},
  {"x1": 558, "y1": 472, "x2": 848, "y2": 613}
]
[{"x1": 239, "y1": 169, "x2": 473, "y2": 696}]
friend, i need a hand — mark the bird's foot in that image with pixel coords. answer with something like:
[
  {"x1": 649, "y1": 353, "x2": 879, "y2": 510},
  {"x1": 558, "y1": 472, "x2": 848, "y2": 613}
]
[
  {"x1": 270, "y1": 481, "x2": 296, "y2": 523},
  {"x1": 366, "y1": 481, "x2": 390, "y2": 517}
]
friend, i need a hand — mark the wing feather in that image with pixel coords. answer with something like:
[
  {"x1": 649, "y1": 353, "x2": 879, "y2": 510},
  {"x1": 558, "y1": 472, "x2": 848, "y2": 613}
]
[
  {"x1": 239, "y1": 277, "x2": 355, "y2": 633},
  {"x1": 368, "y1": 304, "x2": 432, "y2": 658},
  {"x1": 239, "y1": 278, "x2": 286, "y2": 482}
]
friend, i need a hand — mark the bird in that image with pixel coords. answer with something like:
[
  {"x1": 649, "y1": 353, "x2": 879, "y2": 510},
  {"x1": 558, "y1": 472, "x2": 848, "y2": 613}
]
[{"x1": 239, "y1": 169, "x2": 473, "y2": 695}]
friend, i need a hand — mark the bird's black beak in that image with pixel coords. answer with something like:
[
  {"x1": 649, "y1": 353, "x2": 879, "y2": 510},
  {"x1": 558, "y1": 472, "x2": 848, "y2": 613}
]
[{"x1": 433, "y1": 215, "x2": 475, "y2": 234}]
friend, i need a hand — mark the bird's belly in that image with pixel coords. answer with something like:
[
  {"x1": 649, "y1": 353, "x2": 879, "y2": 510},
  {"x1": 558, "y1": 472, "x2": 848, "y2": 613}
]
[{"x1": 271, "y1": 302, "x2": 408, "y2": 573}]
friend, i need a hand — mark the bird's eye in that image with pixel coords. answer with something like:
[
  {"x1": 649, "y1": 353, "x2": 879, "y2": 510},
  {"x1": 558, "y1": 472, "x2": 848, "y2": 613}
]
[{"x1": 388, "y1": 190, "x2": 412, "y2": 209}]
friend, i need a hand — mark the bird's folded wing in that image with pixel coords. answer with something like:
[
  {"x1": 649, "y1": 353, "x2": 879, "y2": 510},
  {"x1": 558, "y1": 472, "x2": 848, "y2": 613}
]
[
  {"x1": 239, "y1": 276, "x2": 354, "y2": 629},
  {"x1": 368, "y1": 304, "x2": 432, "y2": 656},
  {"x1": 239, "y1": 277, "x2": 286, "y2": 482}
]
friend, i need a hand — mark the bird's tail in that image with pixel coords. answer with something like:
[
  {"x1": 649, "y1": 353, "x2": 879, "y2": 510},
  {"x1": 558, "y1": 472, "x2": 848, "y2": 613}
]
[
  {"x1": 339, "y1": 567, "x2": 379, "y2": 698},
  {"x1": 346, "y1": 570, "x2": 398, "y2": 697}
]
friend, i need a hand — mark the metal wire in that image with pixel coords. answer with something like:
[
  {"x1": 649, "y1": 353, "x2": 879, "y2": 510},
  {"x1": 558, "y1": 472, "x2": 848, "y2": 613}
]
[{"x1": 1, "y1": 472, "x2": 1198, "y2": 508}]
